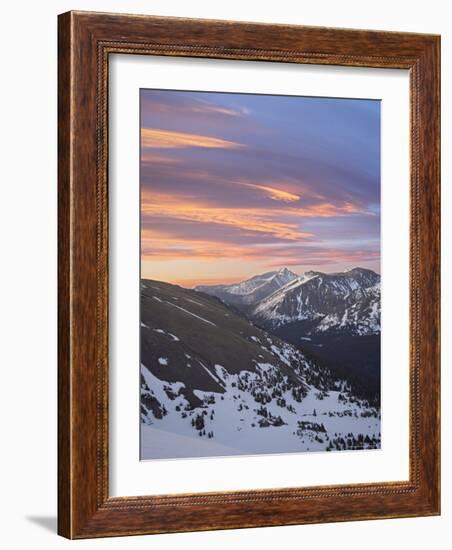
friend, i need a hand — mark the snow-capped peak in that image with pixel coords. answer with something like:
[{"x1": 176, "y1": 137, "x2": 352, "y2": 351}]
[
  {"x1": 273, "y1": 267, "x2": 299, "y2": 285},
  {"x1": 252, "y1": 267, "x2": 381, "y2": 336},
  {"x1": 195, "y1": 268, "x2": 298, "y2": 306}
]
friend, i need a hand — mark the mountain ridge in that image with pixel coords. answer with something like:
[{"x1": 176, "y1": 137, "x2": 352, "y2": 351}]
[
  {"x1": 195, "y1": 266, "x2": 380, "y2": 337},
  {"x1": 194, "y1": 267, "x2": 298, "y2": 309}
]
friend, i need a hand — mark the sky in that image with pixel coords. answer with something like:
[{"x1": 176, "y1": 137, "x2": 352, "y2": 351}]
[{"x1": 140, "y1": 89, "x2": 380, "y2": 288}]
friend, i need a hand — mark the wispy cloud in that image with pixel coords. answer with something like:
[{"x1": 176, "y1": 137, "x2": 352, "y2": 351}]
[
  {"x1": 141, "y1": 128, "x2": 243, "y2": 149},
  {"x1": 236, "y1": 181, "x2": 300, "y2": 202},
  {"x1": 189, "y1": 99, "x2": 247, "y2": 117},
  {"x1": 141, "y1": 152, "x2": 182, "y2": 164},
  {"x1": 141, "y1": 232, "x2": 379, "y2": 266},
  {"x1": 141, "y1": 91, "x2": 249, "y2": 119},
  {"x1": 141, "y1": 191, "x2": 312, "y2": 241}
]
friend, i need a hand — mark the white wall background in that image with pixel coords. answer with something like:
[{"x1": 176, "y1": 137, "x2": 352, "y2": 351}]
[{"x1": 0, "y1": 1, "x2": 449, "y2": 548}]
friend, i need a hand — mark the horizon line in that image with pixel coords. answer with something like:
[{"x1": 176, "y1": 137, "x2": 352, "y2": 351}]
[{"x1": 140, "y1": 265, "x2": 381, "y2": 290}]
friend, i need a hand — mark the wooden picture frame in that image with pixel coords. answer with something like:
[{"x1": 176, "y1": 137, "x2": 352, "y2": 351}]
[{"x1": 58, "y1": 11, "x2": 440, "y2": 539}]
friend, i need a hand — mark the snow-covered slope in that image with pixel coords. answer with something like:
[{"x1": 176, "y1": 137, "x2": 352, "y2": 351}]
[
  {"x1": 253, "y1": 267, "x2": 380, "y2": 336},
  {"x1": 194, "y1": 267, "x2": 298, "y2": 310},
  {"x1": 140, "y1": 279, "x2": 380, "y2": 459}
]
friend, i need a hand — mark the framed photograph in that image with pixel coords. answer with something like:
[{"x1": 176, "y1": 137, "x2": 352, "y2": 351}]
[{"x1": 58, "y1": 11, "x2": 440, "y2": 538}]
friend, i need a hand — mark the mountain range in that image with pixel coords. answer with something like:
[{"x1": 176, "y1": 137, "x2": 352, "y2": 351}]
[
  {"x1": 140, "y1": 275, "x2": 381, "y2": 459},
  {"x1": 195, "y1": 267, "x2": 381, "y2": 405},
  {"x1": 195, "y1": 267, "x2": 380, "y2": 336}
]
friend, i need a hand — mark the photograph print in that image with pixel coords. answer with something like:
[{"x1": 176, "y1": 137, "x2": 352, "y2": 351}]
[{"x1": 139, "y1": 89, "x2": 381, "y2": 460}]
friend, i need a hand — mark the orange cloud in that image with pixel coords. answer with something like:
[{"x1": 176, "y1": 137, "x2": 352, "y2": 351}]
[
  {"x1": 140, "y1": 231, "x2": 379, "y2": 268},
  {"x1": 141, "y1": 191, "x2": 312, "y2": 241},
  {"x1": 141, "y1": 235, "x2": 256, "y2": 260},
  {"x1": 141, "y1": 128, "x2": 243, "y2": 149},
  {"x1": 289, "y1": 201, "x2": 362, "y2": 217},
  {"x1": 143, "y1": 97, "x2": 246, "y2": 118},
  {"x1": 141, "y1": 189, "x2": 364, "y2": 233},
  {"x1": 141, "y1": 152, "x2": 182, "y2": 164},
  {"x1": 139, "y1": 190, "x2": 369, "y2": 273},
  {"x1": 236, "y1": 181, "x2": 300, "y2": 202}
]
